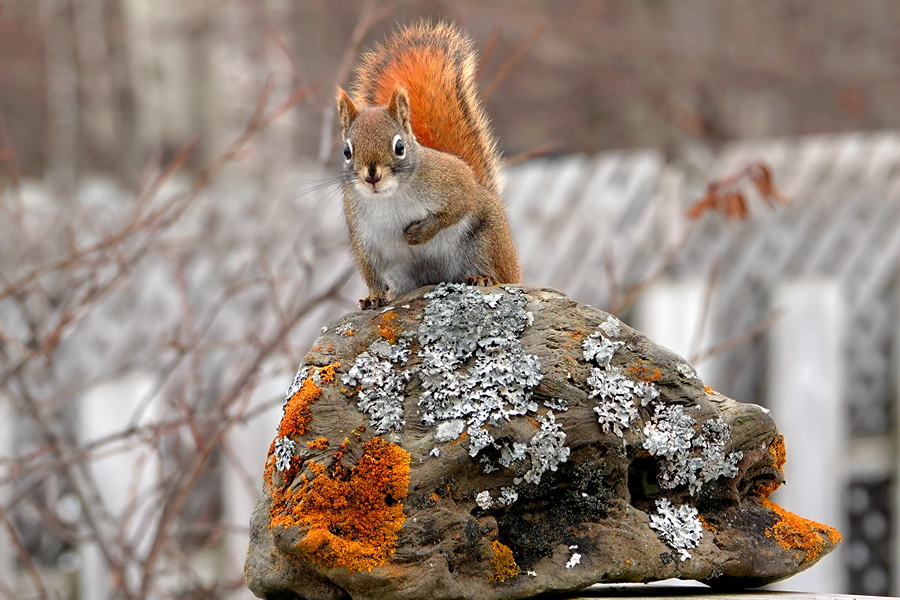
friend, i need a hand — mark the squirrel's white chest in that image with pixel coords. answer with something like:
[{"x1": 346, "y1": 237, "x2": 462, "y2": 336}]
[{"x1": 350, "y1": 192, "x2": 471, "y2": 296}]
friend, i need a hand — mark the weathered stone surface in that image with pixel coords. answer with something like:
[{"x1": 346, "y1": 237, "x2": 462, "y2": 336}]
[{"x1": 246, "y1": 284, "x2": 840, "y2": 600}]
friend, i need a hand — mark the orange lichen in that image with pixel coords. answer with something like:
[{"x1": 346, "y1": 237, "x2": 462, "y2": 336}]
[
  {"x1": 377, "y1": 310, "x2": 401, "y2": 344},
  {"x1": 307, "y1": 437, "x2": 329, "y2": 450},
  {"x1": 317, "y1": 363, "x2": 340, "y2": 385},
  {"x1": 698, "y1": 515, "x2": 717, "y2": 533},
  {"x1": 490, "y1": 540, "x2": 519, "y2": 582},
  {"x1": 627, "y1": 359, "x2": 661, "y2": 382},
  {"x1": 768, "y1": 435, "x2": 787, "y2": 471},
  {"x1": 752, "y1": 438, "x2": 795, "y2": 534},
  {"x1": 762, "y1": 498, "x2": 841, "y2": 564},
  {"x1": 270, "y1": 437, "x2": 411, "y2": 573},
  {"x1": 754, "y1": 435, "x2": 787, "y2": 498},
  {"x1": 567, "y1": 328, "x2": 586, "y2": 341},
  {"x1": 277, "y1": 364, "x2": 341, "y2": 439},
  {"x1": 279, "y1": 378, "x2": 320, "y2": 438},
  {"x1": 704, "y1": 385, "x2": 717, "y2": 394}
]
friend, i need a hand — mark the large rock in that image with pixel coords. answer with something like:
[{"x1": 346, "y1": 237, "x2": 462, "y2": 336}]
[{"x1": 245, "y1": 284, "x2": 840, "y2": 600}]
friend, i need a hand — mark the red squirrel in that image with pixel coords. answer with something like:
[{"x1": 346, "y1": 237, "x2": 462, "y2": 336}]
[{"x1": 336, "y1": 21, "x2": 522, "y2": 309}]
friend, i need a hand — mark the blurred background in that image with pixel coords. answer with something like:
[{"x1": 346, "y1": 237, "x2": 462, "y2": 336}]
[{"x1": 1, "y1": 0, "x2": 899, "y2": 598}]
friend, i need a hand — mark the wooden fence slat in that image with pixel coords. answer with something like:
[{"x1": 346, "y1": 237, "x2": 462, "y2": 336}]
[
  {"x1": 77, "y1": 373, "x2": 160, "y2": 600},
  {"x1": 768, "y1": 280, "x2": 846, "y2": 593},
  {"x1": 634, "y1": 279, "x2": 720, "y2": 387}
]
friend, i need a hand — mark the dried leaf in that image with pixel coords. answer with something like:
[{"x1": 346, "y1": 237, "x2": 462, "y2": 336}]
[
  {"x1": 749, "y1": 163, "x2": 789, "y2": 206},
  {"x1": 687, "y1": 161, "x2": 788, "y2": 220}
]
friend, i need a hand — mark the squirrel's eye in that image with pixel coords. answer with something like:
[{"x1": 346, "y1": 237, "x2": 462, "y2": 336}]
[
  {"x1": 343, "y1": 142, "x2": 353, "y2": 162},
  {"x1": 393, "y1": 135, "x2": 406, "y2": 158}
]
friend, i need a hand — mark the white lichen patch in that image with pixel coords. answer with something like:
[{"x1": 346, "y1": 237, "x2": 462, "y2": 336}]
[
  {"x1": 582, "y1": 332, "x2": 624, "y2": 367},
  {"x1": 337, "y1": 322, "x2": 355, "y2": 337},
  {"x1": 480, "y1": 455, "x2": 499, "y2": 474},
  {"x1": 693, "y1": 418, "x2": 743, "y2": 490},
  {"x1": 565, "y1": 552, "x2": 582, "y2": 568},
  {"x1": 274, "y1": 436, "x2": 296, "y2": 472},
  {"x1": 498, "y1": 441, "x2": 528, "y2": 468},
  {"x1": 498, "y1": 486, "x2": 519, "y2": 506},
  {"x1": 543, "y1": 397, "x2": 568, "y2": 411},
  {"x1": 417, "y1": 284, "x2": 543, "y2": 430},
  {"x1": 676, "y1": 362, "x2": 698, "y2": 380},
  {"x1": 644, "y1": 407, "x2": 744, "y2": 494},
  {"x1": 583, "y1": 329, "x2": 659, "y2": 437},
  {"x1": 283, "y1": 366, "x2": 308, "y2": 408},
  {"x1": 642, "y1": 404, "x2": 696, "y2": 458},
  {"x1": 649, "y1": 499, "x2": 703, "y2": 561},
  {"x1": 467, "y1": 425, "x2": 495, "y2": 457},
  {"x1": 342, "y1": 337, "x2": 412, "y2": 433},
  {"x1": 429, "y1": 447, "x2": 441, "y2": 457},
  {"x1": 599, "y1": 316, "x2": 621, "y2": 338},
  {"x1": 518, "y1": 412, "x2": 571, "y2": 485},
  {"x1": 434, "y1": 419, "x2": 466, "y2": 443},
  {"x1": 589, "y1": 368, "x2": 641, "y2": 436},
  {"x1": 475, "y1": 490, "x2": 493, "y2": 510}
]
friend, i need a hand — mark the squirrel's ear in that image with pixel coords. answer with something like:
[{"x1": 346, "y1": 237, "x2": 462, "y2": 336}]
[
  {"x1": 388, "y1": 86, "x2": 412, "y2": 135},
  {"x1": 336, "y1": 87, "x2": 357, "y2": 134}
]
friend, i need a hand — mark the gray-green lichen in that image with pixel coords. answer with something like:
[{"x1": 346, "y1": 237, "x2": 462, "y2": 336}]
[
  {"x1": 342, "y1": 337, "x2": 412, "y2": 433},
  {"x1": 274, "y1": 436, "x2": 297, "y2": 472},
  {"x1": 649, "y1": 498, "x2": 704, "y2": 561},
  {"x1": 416, "y1": 284, "x2": 542, "y2": 428},
  {"x1": 644, "y1": 406, "x2": 743, "y2": 494},
  {"x1": 497, "y1": 486, "x2": 518, "y2": 506},
  {"x1": 583, "y1": 330, "x2": 659, "y2": 436},
  {"x1": 517, "y1": 412, "x2": 570, "y2": 485},
  {"x1": 582, "y1": 323, "x2": 740, "y2": 495},
  {"x1": 642, "y1": 404, "x2": 695, "y2": 458}
]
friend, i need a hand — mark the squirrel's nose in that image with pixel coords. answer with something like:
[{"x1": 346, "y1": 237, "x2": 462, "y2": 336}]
[{"x1": 364, "y1": 165, "x2": 381, "y2": 184}]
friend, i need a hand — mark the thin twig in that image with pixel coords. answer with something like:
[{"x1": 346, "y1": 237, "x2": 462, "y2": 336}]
[
  {"x1": 0, "y1": 507, "x2": 51, "y2": 600},
  {"x1": 690, "y1": 307, "x2": 787, "y2": 364},
  {"x1": 608, "y1": 221, "x2": 698, "y2": 316},
  {"x1": 688, "y1": 260, "x2": 720, "y2": 360},
  {"x1": 480, "y1": 25, "x2": 543, "y2": 103},
  {"x1": 137, "y1": 267, "x2": 353, "y2": 595}
]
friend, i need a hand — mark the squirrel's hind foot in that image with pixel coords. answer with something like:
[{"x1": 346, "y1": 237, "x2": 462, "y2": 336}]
[
  {"x1": 359, "y1": 295, "x2": 389, "y2": 310},
  {"x1": 463, "y1": 275, "x2": 496, "y2": 288}
]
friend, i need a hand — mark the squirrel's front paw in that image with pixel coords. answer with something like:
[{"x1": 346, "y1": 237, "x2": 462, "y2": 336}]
[
  {"x1": 404, "y1": 219, "x2": 434, "y2": 245},
  {"x1": 359, "y1": 295, "x2": 388, "y2": 310},
  {"x1": 464, "y1": 275, "x2": 496, "y2": 287}
]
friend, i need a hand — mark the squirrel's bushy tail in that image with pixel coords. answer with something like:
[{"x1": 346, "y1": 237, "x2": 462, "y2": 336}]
[{"x1": 352, "y1": 21, "x2": 501, "y2": 194}]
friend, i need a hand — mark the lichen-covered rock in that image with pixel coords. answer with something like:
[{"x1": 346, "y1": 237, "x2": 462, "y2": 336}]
[{"x1": 245, "y1": 284, "x2": 840, "y2": 600}]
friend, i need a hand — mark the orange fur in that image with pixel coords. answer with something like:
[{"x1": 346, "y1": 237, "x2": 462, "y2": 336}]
[{"x1": 352, "y1": 22, "x2": 501, "y2": 194}]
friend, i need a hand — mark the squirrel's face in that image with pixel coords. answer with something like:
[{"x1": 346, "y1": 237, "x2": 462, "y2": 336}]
[
  {"x1": 341, "y1": 107, "x2": 418, "y2": 197},
  {"x1": 337, "y1": 86, "x2": 419, "y2": 198}
]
